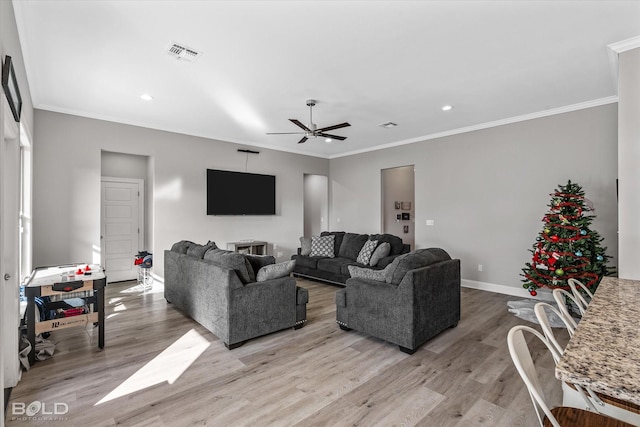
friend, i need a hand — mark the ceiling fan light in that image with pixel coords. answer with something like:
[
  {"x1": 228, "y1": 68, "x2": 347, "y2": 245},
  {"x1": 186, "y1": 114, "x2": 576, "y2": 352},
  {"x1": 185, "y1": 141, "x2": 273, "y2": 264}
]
[{"x1": 325, "y1": 138, "x2": 332, "y2": 143}]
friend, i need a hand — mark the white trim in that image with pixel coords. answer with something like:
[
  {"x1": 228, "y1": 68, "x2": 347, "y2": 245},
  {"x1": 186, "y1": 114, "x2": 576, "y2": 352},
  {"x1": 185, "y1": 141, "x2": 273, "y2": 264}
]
[
  {"x1": 37, "y1": 94, "x2": 619, "y2": 161},
  {"x1": 607, "y1": 36, "x2": 640, "y2": 95},
  {"x1": 35, "y1": 104, "x2": 330, "y2": 159},
  {"x1": 608, "y1": 35, "x2": 640, "y2": 54},
  {"x1": 330, "y1": 96, "x2": 619, "y2": 159},
  {"x1": 462, "y1": 279, "x2": 555, "y2": 302}
]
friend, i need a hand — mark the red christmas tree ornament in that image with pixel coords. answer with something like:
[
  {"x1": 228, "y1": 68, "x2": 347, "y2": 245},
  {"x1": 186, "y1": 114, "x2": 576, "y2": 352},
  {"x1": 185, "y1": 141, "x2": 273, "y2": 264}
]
[
  {"x1": 550, "y1": 235, "x2": 559, "y2": 242},
  {"x1": 530, "y1": 290, "x2": 537, "y2": 296}
]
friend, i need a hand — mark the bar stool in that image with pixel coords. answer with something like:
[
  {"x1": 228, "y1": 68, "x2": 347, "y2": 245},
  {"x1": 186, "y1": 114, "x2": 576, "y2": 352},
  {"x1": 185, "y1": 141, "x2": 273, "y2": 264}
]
[
  {"x1": 507, "y1": 325, "x2": 635, "y2": 427},
  {"x1": 567, "y1": 278, "x2": 594, "y2": 312}
]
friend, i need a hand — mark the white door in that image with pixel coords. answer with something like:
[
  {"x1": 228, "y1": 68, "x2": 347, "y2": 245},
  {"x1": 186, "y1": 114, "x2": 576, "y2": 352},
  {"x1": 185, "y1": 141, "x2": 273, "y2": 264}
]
[
  {"x1": 101, "y1": 178, "x2": 143, "y2": 282},
  {"x1": 1, "y1": 102, "x2": 21, "y2": 389}
]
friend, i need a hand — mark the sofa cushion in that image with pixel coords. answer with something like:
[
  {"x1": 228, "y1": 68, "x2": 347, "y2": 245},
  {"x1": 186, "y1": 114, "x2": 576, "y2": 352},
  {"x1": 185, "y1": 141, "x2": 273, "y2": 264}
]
[
  {"x1": 338, "y1": 233, "x2": 369, "y2": 260},
  {"x1": 171, "y1": 240, "x2": 194, "y2": 254},
  {"x1": 356, "y1": 239, "x2": 378, "y2": 265},
  {"x1": 369, "y1": 242, "x2": 391, "y2": 266},
  {"x1": 317, "y1": 257, "x2": 353, "y2": 275},
  {"x1": 186, "y1": 241, "x2": 217, "y2": 259},
  {"x1": 299, "y1": 236, "x2": 312, "y2": 256},
  {"x1": 311, "y1": 235, "x2": 335, "y2": 257},
  {"x1": 321, "y1": 231, "x2": 345, "y2": 256},
  {"x1": 245, "y1": 254, "x2": 276, "y2": 274},
  {"x1": 204, "y1": 248, "x2": 255, "y2": 283},
  {"x1": 369, "y1": 234, "x2": 404, "y2": 255},
  {"x1": 256, "y1": 260, "x2": 296, "y2": 282},
  {"x1": 348, "y1": 265, "x2": 387, "y2": 282},
  {"x1": 293, "y1": 255, "x2": 320, "y2": 269},
  {"x1": 386, "y1": 248, "x2": 452, "y2": 285}
]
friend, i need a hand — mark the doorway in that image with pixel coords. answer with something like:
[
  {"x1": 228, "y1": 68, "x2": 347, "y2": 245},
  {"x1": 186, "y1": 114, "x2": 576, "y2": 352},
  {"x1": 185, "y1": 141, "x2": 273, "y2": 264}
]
[
  {"x1": 101, "y1": 178, "x2": 144, "y2": 282},
  {"x1": 381, "y1": 165, "x2": 415, "y2": 250},
  {"x1": 303, "y1": 174, "x2": 328, "y2": 237}
]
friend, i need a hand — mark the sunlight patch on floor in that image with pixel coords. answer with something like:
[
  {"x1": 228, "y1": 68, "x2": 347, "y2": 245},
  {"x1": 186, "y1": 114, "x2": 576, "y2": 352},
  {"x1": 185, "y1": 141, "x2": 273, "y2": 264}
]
[{"x1": 95, "y1": 329, "x2": 210, "y2": 405}]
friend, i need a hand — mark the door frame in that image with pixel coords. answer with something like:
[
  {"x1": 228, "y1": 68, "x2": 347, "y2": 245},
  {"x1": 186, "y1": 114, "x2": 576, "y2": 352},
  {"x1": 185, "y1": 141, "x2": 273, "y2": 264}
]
[
  {"x1": 100, "y1": 177, "x2": 144, "y2": 279},
  {"x1": 2, "y1": 96, "x2": 21, "y2": 390}
]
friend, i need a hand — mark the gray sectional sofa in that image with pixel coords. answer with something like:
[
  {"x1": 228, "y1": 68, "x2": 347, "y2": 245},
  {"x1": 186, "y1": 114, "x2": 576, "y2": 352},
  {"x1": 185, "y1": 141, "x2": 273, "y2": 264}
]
[
  {"x1": 291, "y1": 232, "x2": 410, "y2": 285},
  {"x1": 164, "y1": 241, "x2": 308, "y2": 349},
  {"x1": 336, "y1": 248, "x2": 461, "y2": 354}
]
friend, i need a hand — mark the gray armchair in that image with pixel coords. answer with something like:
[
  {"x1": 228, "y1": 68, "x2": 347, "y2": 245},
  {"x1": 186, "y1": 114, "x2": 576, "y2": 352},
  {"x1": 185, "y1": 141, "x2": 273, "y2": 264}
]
[{"x1": 335, "y1": 248, "x2": 460, "y2": 354}]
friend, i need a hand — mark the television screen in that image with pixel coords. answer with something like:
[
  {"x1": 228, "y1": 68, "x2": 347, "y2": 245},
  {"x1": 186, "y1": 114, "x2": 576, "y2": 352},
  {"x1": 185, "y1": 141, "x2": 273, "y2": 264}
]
[{"x1": 207, "y1": 169, "x2": 276, "y2": 215}]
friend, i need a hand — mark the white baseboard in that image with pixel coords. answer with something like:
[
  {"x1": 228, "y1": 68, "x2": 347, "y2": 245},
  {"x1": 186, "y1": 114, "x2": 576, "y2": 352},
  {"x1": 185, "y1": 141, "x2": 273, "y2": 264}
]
[{"x1": 462, "y1": 279, "x2": 555, "y2": 302}]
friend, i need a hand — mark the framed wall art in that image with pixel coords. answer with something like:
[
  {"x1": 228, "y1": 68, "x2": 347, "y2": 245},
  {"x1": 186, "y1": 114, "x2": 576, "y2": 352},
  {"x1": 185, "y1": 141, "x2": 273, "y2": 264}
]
[{"x1": 2, "y1": 55, "x2": 22, "y2": 122}]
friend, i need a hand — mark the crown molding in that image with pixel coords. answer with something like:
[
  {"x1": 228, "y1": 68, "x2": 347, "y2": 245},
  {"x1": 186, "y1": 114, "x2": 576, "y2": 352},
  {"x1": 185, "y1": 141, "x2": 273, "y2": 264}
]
[
  {"x1": 606, "y1": 35, "x2": 640, "y2": 94},
  {"x1": 329, "y1": 96, "x2": 618, "y2": 159},
  {"x1": 608, "y1": 35, "x2": 640, "y2": 54}
]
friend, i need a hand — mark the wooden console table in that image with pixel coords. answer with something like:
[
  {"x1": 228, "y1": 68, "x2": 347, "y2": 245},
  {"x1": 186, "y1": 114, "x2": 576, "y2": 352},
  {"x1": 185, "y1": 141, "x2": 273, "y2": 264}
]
[
  {"x1": 24, "y1": 264, "x2": 106, "y2": 364},
  {"x1": 226, "y1": 240, "x2": 268, "y2": 255}
]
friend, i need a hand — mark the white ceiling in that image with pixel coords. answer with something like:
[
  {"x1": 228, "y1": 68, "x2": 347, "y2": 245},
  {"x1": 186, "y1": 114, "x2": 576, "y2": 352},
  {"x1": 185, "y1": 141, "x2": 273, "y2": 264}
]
[{"x1": 13, "y1": 1, "x2": 640, "y2": 158}]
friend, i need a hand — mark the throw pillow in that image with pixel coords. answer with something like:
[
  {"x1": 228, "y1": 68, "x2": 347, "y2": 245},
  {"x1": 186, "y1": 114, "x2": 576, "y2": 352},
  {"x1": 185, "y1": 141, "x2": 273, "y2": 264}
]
[
  {"x1": 245, "y1": 254, "x2": 276, "y2": 273},
  {"x1": 369, "y1": 242, "x2": 391, "y2": 266},
  {"x1": 300, "y1": 236, "x2": 312, "y2": 256},
  {"x1": 186, "y1": 241, "x2": 217, "y2": 259},
  {"x1": 256, "y1": 260, "x2": 296, "y2": 282},
  {"x1": 369, "y1": 234, "x2": 404, "y2": 255},
  {"x1": 347, "y1": 265, "x2": 387, "y2": 282},
  {"x1": 170, "y1": 240, "x2": 194, "y2": 254},
  {"x1": 204, "y1": 248, "x2": 255, "y2": 283},
  {"x1": 356, "y1": 239, "x2": 379, "y2": 265},
  {"x1": 310, "y1": 235, "x2": 335, "y2": 258}
]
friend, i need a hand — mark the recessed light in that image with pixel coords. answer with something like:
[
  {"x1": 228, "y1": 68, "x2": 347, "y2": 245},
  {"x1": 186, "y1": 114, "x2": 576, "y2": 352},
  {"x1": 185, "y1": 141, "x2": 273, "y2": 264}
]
[
  {"x1": 140, "y1": 94, "x2": 154, "y2": 101},
  {"x1": 442, "y1": 105, "x2": 453, "y2": 111}
]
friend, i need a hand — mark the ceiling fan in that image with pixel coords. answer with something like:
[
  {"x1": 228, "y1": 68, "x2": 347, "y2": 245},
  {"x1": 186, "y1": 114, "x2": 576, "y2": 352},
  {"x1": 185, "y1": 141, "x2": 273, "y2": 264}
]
[{"x1": 267, "y1": 99, "x2": 350, "y2": 144}]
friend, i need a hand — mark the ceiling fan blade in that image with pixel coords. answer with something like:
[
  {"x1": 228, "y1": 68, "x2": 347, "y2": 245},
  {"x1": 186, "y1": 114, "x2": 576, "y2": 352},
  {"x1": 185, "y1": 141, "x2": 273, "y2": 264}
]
[
  {"x1": 316, "y1": 122, "x2": 351, "y2": 133},
  {"x1": 297, "y1": 136, "x2": 308, "y2": 144},
  {"x1": 266, "y1": 132, "x2": 306, "y2": 135},
  {"x1": 290, "y1": 119, "x2": 311, "y2": 132},
  {"x1": 317, "y1": 133, "x2": 347, "y2": 141}
]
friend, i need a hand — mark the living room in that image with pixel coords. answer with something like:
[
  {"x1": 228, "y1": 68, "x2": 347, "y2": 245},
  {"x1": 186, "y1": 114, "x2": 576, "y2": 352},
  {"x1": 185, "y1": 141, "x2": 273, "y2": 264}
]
[{"x1": 2, "y1": 1, "x2": 640, "y2": 426}]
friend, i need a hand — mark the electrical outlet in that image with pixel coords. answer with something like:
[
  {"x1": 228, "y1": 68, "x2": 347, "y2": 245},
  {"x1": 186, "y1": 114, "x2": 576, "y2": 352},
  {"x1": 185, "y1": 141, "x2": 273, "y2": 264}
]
[
  {"x1": 277, "y1": 252, "x2": 283, "y2": 258},
  {"x1": 478, "y1": 264, "x2": 483, "y2": 272},
  {"x1": 337, "y1": 217, "x2": 341, "y2": 223},
  {"x1": 426, "y1": 219, "x2": 435, "y2": 226}
]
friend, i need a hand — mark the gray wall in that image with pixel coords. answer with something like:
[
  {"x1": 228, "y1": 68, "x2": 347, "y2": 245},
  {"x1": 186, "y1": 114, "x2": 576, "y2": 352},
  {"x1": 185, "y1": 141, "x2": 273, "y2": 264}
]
[
  {"x1": 33, "y1": 110, "x2": 329, "y2": 276},
  {"x1": 330, "y1": 104, "x2": 618, "y2": 296},
  {"x1": 618, "y1": 47, "x2": 640, "y2": 280}
]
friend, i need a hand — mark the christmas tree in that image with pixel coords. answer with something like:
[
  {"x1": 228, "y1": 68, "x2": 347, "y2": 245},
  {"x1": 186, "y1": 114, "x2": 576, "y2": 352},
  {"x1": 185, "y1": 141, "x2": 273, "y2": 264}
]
[{"x1": 522, "y1": 180, "x2": 612, "y2": 297}]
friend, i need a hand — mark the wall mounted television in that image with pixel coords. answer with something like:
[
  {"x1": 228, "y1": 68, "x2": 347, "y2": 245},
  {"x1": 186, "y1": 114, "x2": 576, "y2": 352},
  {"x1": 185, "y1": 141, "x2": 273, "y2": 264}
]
[{"x1": 207, "y1": 169, "x2": 276, "y2": 215}]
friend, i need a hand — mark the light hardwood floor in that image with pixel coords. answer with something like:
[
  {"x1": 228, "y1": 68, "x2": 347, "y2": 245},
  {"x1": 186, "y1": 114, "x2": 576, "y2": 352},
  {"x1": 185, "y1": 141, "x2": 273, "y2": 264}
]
[{"x1": 6, "y1": 279, "x2": 567, "y2": 426}]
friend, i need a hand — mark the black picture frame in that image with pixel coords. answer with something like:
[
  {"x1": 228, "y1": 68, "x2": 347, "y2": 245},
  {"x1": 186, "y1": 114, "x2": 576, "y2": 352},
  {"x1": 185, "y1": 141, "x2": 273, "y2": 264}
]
[{"x1": 2, "y1": 55, "x2": 22, "y2": 122}]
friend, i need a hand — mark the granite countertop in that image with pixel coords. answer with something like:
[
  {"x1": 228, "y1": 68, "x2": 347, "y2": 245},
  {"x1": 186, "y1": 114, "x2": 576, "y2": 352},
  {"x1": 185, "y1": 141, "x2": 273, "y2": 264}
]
[{"x1": 556, "y1": 276, "x2": 640, "y2": 406}]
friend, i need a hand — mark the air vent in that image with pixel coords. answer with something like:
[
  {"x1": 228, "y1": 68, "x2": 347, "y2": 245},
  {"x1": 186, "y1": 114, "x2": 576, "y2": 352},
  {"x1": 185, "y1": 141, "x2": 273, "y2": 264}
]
[
  {"x1": 165, "y1": 42, "x2": 201, "y2": 62},
  {"x1": 378, "y1": 121, "x2": 398, "y2": 128}
]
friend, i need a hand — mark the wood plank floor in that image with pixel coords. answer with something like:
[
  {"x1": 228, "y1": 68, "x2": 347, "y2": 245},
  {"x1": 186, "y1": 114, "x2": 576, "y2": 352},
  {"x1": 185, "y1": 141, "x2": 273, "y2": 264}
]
[{"x1": 6, "y1": 279, "x2": 568, "y2": 426}]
